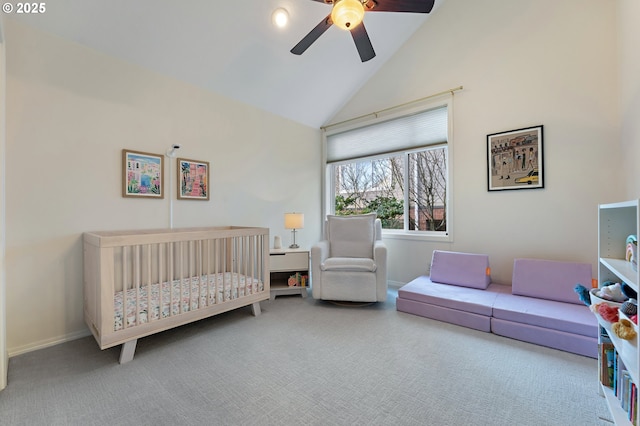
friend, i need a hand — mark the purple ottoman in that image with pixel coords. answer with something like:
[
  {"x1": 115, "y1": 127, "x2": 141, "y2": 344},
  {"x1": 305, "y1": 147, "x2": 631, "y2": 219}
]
[
  {"x1": 490, "y1": 258, "x2": 597, "y2": 358},
  {"x1": 397, "y1": 251, "x2": 503, "y2": 332}
]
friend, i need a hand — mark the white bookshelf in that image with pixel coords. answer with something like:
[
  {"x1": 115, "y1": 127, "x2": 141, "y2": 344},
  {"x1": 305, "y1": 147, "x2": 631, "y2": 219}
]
[{"x1": 597, "y1": 200, "x2": 640, "y2": 425}]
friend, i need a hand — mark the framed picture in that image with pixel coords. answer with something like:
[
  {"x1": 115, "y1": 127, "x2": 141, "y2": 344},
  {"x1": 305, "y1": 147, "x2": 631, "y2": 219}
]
[
  {"x1": 122, "y1": 149, "x2": 164, "y2": 198},
  {"x1": 487, "y1": 125, "x2": 544, "y2": 191},
  {"x1": 178, "y1": 158, "x2": 210, "y2": 201}
]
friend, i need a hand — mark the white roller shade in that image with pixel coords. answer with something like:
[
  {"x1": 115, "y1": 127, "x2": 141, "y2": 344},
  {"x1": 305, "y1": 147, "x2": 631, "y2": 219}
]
[{"x1": 326, "y1": 106, "x2": 448, "y2": 163}]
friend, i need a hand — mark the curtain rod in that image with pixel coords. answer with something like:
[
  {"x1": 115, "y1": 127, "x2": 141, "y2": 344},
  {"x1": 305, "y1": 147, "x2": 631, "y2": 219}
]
[{"x1": 321, "y1": 85, "x2": 463, "y2": 131}]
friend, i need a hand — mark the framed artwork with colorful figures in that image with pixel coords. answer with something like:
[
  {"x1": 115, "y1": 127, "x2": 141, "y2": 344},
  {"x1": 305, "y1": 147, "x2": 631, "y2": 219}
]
[
  {"x1": 122, "y1": 149, "x2": 164, "y2": 198},
  {"x1": 178, "y1": 158, "x2": 209, "y2": 201},
  {"x1": 487, "y1": 125, "x2": 544, "y2": 191}
]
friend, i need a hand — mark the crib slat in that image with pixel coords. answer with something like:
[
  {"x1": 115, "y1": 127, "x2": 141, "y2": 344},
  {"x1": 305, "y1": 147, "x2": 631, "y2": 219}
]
[
  {"x1": 215, "y1": 238, "x2": 220, "y2": 303},
  {"x1": 198, "y1": 240, "x2": 202, "y2": 307},
  {"x1": 234, "y1": 237, "x2": 239, "y2": 299},
  {"x1": 156, "y1": 243, "x2": 163, "y2": 323},
  {"x1": 179, "y1": 241, "x2": 184, "y2": 314},
  {"x1": 205, "y1": 240, "x2": 210, "y2": 307},
  {"x1": 169, "y1": 242, "x2": 174, "y2": 319},
  {"x1": 250, "y1": 236, "x2": 255, "y2": 293},
  {"x1": 146, "y1": 244, "x2": 152, "y2": 325},
  {"x1": 134, "y1": 245, "x2": 141, "y2": 328},
  {"x1": 243, "y1": 236, "x2": 247, "y2": 295},
  {"x1": 188, "y1": 240, "x2": 192, "y2": 313},
  {"x1": 122, "y1": 246, "x2": 127, "y2": 330}
]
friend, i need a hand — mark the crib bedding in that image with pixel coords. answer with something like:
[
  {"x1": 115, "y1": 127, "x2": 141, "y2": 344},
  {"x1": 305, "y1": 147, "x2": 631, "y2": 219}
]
[{"x1": 114, "y1": 272, "x2": 263, "y2": 331}]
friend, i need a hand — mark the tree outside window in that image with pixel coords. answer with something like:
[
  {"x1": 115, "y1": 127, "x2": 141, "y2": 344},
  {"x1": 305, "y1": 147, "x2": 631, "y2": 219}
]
[{"x1": 332, "y1": 145, "x2": 447, "y2": 233}]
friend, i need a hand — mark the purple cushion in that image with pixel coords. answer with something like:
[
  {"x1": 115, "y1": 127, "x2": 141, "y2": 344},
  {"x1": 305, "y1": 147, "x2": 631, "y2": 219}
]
[
  {"x1": 397, "y1": 277, "x2": 509, "y2": 316},
  {"x1": 492, "y1": 293, "x2": 598, "y2": 337},
  {"x1": 430, "y1": 250, "x2": 491, "y2": 289},
  {"x1": 511, "y1": 258, "x2": 593, "y2": 305},
  {"x1": 396, "y1": 297, "x2": 493, "y2": 332},
  {"x1": 491, "y1": 318, "x2": 598, "y2": 358}
]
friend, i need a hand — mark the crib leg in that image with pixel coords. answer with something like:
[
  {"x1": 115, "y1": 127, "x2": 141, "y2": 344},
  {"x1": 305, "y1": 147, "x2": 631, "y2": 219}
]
[
  {"x1": 119, "y1": 339, "x2": 138, "y2": 364},
  {"x1": 250, "y1": 302, "x2": 262, "y2": 316}
]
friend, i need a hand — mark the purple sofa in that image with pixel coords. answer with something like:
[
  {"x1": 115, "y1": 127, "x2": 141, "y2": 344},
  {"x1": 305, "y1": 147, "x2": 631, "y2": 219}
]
[{"x1": 396, "y1": 251, "x2": 598, "y2": 358}]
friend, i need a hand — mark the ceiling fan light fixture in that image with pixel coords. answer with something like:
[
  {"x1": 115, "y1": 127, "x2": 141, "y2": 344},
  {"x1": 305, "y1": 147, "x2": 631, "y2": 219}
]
[{"x1": 331, "y1": 0, "x2": 365, "y2": 31}]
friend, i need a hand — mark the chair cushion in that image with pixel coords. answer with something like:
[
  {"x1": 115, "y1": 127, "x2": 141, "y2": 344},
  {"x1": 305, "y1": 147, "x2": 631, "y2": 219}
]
[
  {"x1": 321, "y1": 257, "x2": 377, "y2": 272},
  {"x1": 326, "y1": 214, "x2": 376, "y2": 258}
]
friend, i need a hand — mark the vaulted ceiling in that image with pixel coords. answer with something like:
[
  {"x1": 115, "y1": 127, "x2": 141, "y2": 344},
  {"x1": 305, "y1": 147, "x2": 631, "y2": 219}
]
[{"x1": 7, "y1": 0, "x2": 443, "y2": 128}]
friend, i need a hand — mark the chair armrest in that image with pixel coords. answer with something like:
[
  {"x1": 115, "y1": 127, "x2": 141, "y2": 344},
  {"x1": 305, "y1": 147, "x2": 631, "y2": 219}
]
[
  {"x1": 311, "y1": 240, "x2": 330, "y2": 299},
  {"x1": 374, "y1": 240, "x2": 387, "y2": 263},
  {"x1": 374, "y1": 240, "x2": 388, "y2": 302},
  {"x1": 311, "y1": 240, "x2": 329, "y2": 263}
]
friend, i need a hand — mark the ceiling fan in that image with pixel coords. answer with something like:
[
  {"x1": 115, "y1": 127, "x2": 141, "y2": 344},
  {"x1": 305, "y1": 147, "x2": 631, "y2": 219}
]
[{"x1": 290, "y1": 0, "x2": 435, "y2": 62}]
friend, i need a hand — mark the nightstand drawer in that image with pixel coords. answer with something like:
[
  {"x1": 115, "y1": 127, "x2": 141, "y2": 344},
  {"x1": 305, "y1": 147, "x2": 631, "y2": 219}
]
[{"x1": 270, "y1": 252, "x2": 309, "y2": 271}]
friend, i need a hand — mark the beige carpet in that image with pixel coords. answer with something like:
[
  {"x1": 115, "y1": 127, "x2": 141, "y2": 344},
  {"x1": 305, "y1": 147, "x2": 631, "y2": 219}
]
[{"x1": 1, "y1": 289, "x2": 612, "y2": 425}]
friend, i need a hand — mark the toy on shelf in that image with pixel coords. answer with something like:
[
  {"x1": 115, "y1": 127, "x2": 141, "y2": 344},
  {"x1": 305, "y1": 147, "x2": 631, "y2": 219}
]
[
  {"x1": 574, "y1": 284, "x2": 591, "y2": 306},
  {"x1": 593, "y1": 303, "x2": 619, "y2": 323},
  {"x1": 621, "y1": 299, "x2": 638, "y2": 316},
  {"x1": 287, "y1": 273, "x2": 308, "y2": 287},
  {"x1": 593, "y1": 282, "x2": 629, "y2": 303},
  {"x1": 612, "y1": 318, "x2": 637, "y2": 340},
  {"x1": 626, "y1": 234, "x2": 638, "y2": 272}
]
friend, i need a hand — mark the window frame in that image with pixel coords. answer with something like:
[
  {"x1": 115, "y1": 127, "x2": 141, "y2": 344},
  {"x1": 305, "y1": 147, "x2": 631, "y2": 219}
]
[{"x1": 322, "y1": 98, "x2": 453, "y2": 242}]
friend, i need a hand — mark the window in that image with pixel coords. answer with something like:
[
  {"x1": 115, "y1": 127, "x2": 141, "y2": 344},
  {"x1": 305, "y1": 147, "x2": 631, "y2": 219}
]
[{"x1": 325, "y1": 104, "x2": 450, "y2": 237}]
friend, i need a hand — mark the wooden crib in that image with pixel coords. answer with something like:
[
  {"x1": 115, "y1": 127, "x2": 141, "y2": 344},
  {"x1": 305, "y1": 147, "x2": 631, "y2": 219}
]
[{"x1": 83, "y1": 226, "x2": 270, "y2": 363}]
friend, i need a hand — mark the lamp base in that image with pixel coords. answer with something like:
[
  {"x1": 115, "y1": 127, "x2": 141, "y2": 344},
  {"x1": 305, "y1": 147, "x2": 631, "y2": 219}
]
[{"x1": 289, "y1": 228, "x2": 300, "y2": 250}]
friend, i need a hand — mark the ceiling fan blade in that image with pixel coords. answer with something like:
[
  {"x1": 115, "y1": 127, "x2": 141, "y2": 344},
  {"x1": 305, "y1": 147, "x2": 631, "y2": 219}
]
[
  {"x1": 291, "y1": 14, "x2": 334, "y2": 55},
  {"x1": 350, "y1": 23, "x2": 376, "y2": 62},
  {"x1": 368, "y1": 0, "x2": 435, "y2": 13}
]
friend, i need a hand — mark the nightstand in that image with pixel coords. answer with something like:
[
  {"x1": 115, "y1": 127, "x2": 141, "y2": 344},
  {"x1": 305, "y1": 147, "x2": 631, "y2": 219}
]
[{"x1": 269, "y1": 248, "x2": 309, "y2": 301}]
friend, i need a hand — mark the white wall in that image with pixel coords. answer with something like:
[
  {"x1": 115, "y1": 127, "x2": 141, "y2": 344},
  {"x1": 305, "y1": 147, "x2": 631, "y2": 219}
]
[
  {"x1": 618, "y1": 0, "x2": 640, "y2": 199},
  {"x1": 330, "y1": 0, "x2": 623, "y2": 285},
  {"x1": 4, "y1": 19, "x2": 321, "y2": 355}
]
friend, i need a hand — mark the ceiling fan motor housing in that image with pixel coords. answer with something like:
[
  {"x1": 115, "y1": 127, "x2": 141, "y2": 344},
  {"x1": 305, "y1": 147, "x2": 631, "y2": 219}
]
[
  {"x1": 323, "y1": 0, "x2": 376, "y2": 6},
  {"x1": 331, "y1": 0, "x2": 366, "y2": 30}
]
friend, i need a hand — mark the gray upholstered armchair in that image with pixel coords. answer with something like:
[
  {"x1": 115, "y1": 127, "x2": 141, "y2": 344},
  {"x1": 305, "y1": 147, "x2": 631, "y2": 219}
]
[{"x1": 311, "y1": 213, "x2": 387, "y2": 302}]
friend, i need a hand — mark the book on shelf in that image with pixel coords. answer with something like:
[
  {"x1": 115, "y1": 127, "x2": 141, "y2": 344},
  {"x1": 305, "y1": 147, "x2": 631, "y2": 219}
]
[
  {"x1": 600, "y1": 341, "x2": 638, "y2": 424},
  {"x1": 602, "y1": 343, "x2": 614, "y2": 388}
]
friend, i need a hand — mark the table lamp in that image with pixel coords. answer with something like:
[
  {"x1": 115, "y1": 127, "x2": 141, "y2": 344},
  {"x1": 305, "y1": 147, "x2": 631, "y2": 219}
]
[{"x1": 284, "y1": 212, "x2": 304, "y2": 249}]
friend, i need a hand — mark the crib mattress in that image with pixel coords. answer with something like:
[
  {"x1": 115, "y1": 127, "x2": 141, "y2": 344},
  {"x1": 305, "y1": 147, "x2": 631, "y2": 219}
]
[{"x1": 114, "y1": 272, "x2": 263, "y2": 331}]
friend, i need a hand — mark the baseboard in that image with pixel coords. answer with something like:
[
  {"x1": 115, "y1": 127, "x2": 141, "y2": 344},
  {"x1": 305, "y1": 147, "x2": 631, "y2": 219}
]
[
  {"x1": 8, "y1": 328, "x2": 91, "y2": 358},
  {"x1": 0, "y1": 350, "x2": 7, "y2": 390},
  {"x1": 388, "y1": 280, "x2": 405, "y2": 289}
]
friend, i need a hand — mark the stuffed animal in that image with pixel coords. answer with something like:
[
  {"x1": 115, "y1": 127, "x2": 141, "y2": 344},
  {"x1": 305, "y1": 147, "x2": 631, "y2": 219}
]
[
  {"x1": 595, "y1": 303, "x2": 619, "y2": 323},
  {"x1": 596, "y1": 283, "x2": 628, "y2": 303},
  {"x1": 574, "y1": 284, "x2": 591, "y2": 306},
  {"x1": 612, "y1": 319, "x2": 637, "y2": 340},
  {"x1": 621, "y1": 299, "x2": 638, "y2": 316}
]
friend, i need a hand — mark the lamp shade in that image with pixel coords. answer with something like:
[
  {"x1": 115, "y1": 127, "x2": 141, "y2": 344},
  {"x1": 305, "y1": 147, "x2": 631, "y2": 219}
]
[
  {"x1": 331, "y1": 0, "x2": 365, "y2": 30},
  {"x1": 284, "y1": 213, "x2": 304, "y2": 229}
]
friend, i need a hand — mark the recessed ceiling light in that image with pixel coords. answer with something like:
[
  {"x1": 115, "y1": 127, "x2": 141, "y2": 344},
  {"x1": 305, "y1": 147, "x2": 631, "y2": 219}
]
[{"x1": 272, "y1": 8, "x2": 289, "y2": 28}]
